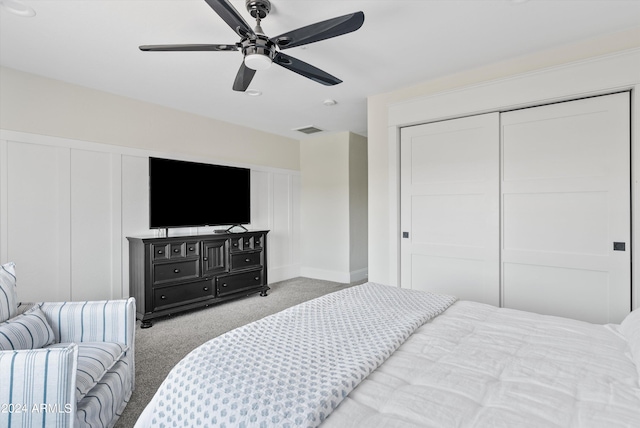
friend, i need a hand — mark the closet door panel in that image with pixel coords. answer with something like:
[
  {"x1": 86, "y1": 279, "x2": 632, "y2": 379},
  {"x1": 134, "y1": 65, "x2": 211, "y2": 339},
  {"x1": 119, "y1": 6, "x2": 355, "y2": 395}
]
[
  {"x1": 401, "y1": 113, "x2": 500, "y2": 305},
  {"x1": 501, "y1": 92, "x2": 630, "y2": 323}
]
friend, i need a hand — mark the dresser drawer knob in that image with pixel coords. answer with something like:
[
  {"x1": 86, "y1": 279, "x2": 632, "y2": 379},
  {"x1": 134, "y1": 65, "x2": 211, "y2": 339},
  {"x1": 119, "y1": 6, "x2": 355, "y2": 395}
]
[
  {"x1": 188, "y1": 247, "x2": 194, "y2": 251},
  {"x1": 203, "y1": 257, "x2": 208, "y2": 261},
  {"x1": 203, "y1": 287, "x2": 209, "y2": 291},
  {"x1": 174, "y1": 269, "x2": 180, "y2": 273},
  {"x1": 157, "y1": 250, "x2": 163, "y2": 254},
  {"x1": 173, "y1": 248, "x2": 180, "y2": 253},
  {"x1": 160, "y1": 295, "x2": 166, "y2": 300},
  {"x1": 222, "y1": 283, "x2": 228, "y2": 287},
  {"x1": 255, "y1": 276, "x2": 260, "y2": 281},
  {"x1": 245, "y1": 258, "x2": 251, "y2": 262}
]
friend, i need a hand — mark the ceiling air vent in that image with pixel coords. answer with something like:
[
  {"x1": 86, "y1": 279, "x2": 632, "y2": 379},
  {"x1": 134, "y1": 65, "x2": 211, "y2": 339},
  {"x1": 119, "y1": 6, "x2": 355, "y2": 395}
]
[{"x1": 293, "y1": 125, "x2": 323, "y2": 135}]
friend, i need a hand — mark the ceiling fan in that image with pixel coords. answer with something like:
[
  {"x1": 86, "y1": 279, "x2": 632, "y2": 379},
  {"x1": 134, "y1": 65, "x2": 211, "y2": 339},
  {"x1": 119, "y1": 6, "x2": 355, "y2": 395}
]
[{"x1": 139, "y1": 0, "x2": 365, "y2": 92}]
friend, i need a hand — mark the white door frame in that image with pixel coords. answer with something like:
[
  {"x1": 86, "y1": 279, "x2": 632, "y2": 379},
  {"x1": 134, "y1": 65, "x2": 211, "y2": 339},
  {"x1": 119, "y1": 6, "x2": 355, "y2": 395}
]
[{"x1": 386, "y1": 48, "x2": 640, "y2": 311}]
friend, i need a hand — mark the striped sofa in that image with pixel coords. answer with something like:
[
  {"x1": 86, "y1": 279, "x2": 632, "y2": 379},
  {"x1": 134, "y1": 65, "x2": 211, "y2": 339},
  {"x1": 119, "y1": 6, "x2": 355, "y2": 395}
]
[{"x1": 0, "y1": 262, "x2": 135, "y2": 428}]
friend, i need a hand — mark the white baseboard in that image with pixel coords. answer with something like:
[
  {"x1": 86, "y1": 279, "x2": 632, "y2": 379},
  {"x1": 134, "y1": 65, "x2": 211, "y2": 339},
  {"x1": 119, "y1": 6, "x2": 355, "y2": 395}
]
[
  {"x1": 268, "y1": 264, "x2": 300, "y2": 283},
  {"x1": 349, "y1": 268, "x2": 369, "y2": 283},
  {"x1": 300, "y1": 266, "x2": 368, "y2": 284}
]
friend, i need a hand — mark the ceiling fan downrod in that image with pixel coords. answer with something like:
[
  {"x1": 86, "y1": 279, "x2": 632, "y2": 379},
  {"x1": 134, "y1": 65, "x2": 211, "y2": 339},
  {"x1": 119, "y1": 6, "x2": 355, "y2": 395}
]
[{"x1": 241, "y1": 0, "x2": 275, "y2": 70}]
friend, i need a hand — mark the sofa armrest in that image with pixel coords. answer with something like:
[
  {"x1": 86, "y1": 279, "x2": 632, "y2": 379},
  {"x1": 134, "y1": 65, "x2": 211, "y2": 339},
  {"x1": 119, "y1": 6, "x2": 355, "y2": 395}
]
[
  {"x1": 0, "y1": 345, "x2": 78, "y2": 428},
  {"x1": 39, "y1": 298, "x2": 135, "y2": 347}
]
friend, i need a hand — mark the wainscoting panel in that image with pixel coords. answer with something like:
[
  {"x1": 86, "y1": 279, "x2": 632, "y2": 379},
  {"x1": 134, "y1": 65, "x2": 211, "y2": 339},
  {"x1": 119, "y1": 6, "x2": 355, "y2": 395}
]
[
  {"x1": 2, "y1": 140, "x2": 72, "y2": 302},
  {"x1": 70, "y1": 149, "x2": 121, "y2": 301},
  {"x1": 0, "y1": 130, "x2": 301, "y2": 302}
]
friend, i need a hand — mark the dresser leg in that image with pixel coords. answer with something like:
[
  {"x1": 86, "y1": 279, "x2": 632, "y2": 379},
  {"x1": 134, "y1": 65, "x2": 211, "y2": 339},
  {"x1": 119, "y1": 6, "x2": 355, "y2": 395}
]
[{"x1": 141, "y1": 320, "x2": 153, "y2": 328}]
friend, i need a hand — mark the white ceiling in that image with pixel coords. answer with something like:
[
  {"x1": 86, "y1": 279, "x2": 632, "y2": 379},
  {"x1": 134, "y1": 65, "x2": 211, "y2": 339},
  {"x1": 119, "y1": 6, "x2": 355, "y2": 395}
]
[{"x1": 1, "y1": 0, "x2": 639, "y2": 141}]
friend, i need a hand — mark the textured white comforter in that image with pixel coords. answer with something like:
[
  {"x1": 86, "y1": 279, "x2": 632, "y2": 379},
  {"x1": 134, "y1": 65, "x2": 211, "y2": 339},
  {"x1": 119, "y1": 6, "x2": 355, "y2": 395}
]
[
  {"x1": 135, "y1": 283, "x2": 456, "y2": 427},
  {"x1": 323, "y1": 301, "x2": 640, "y2": 427}
]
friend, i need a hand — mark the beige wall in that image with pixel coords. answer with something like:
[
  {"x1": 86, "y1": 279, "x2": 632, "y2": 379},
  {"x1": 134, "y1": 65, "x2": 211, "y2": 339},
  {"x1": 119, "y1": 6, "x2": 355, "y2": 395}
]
[
  {"x1": 0, "y1": 66, "x2": 299, "y2": 170},
  {"x1": 367, "y1": 27, "x2": 640, "y2": 285},
  {"x1": 300, "y1": 131, "x2": 368, "y2": 282},
  {"x1": 349, "y1": 133, "x2": 368, "y2": 274}
]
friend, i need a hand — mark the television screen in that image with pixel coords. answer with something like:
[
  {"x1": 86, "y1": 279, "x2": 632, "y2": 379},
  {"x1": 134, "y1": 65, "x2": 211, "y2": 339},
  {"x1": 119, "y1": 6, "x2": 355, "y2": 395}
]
[{"x1": 149, "y1": 157, "x2": 251, "y2": 229}]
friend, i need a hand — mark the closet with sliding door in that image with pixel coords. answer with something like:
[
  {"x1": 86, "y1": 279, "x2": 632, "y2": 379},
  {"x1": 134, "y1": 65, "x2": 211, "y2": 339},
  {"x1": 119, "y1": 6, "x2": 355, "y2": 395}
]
[{"x1": 400, "y1": 92, "x2": 631, "y2": 324}]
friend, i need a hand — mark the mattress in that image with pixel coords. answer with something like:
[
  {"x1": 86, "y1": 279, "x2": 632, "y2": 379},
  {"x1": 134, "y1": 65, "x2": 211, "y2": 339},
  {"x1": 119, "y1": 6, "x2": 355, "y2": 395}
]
[
  {"x1": 323, "y1": 301, "x2": 640, "y2": 427},
  {"x1": 135, "y1": 284, "x2": 640, "y2": 427}
]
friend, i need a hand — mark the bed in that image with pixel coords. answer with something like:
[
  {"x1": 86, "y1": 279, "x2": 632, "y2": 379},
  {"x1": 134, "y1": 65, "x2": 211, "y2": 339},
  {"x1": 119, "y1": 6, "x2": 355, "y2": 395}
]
[{"x1": 135, "y1": 282, "x2": 640, "y2": 427}]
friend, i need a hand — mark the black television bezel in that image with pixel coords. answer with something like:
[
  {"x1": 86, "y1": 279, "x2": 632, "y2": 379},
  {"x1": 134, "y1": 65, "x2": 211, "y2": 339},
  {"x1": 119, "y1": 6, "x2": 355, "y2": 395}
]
[{"x1": 148, "y1": 157, "x2": 251, "y2": 229}]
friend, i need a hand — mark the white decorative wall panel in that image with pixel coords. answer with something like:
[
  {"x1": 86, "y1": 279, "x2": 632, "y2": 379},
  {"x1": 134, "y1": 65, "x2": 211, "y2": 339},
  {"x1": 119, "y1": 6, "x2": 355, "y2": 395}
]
[
  {"x1": 3, "y1": 141, "x2": 71, "y2": 302},
  {"x1": 70, "y1": 149, "x2": 119, "y2": 301},
  {"x1": 0, "y1": 130, "x2": 300, "y2": 302}
]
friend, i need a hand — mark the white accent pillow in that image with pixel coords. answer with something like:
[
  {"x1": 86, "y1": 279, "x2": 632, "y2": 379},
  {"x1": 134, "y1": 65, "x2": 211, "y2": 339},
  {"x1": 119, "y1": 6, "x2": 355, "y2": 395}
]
[
  {"x1": 0, "y1": 262, "x2": 18, "y2": 323},
  {"x1": 0, "y1": 305, "x2": 55, "y2": 350}
]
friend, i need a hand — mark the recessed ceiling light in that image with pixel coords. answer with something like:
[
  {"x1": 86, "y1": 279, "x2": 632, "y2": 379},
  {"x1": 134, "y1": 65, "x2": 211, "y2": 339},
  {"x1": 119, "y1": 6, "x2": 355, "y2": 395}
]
[
  {"x1": 0, "y1": 0, "x2": 36, "y2": 17},
  {"x1": 323, "y1": 99, "x2": 338, "y2": 106},
  {"x1": 246, "y1": 89, "x2": 262, "y2": 96}
]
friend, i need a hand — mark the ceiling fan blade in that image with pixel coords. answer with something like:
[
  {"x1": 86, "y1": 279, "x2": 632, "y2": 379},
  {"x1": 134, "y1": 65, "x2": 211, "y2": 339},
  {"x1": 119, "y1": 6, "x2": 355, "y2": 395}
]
[
  {"x1": 274, "y1": 52, "x2": 342, "y2": 86},
  {"x1": 271, "y1": 11, "x2": 364, "y2": 49},
  {"x1": 233, "y1": 62, "x2": 257, "y2": 92},
  {"x1": 204, "y1": 0, "x2": 255, "y2": 39},
  {"x1": 139, "y1": 44, "x2": 238, "y2": 52}
]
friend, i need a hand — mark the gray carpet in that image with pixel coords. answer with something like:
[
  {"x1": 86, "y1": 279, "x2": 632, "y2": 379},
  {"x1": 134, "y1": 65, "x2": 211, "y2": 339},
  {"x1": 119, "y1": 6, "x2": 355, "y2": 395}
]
[{"x1": 115, "y1": 277, "x2": 362, "y2": 427}]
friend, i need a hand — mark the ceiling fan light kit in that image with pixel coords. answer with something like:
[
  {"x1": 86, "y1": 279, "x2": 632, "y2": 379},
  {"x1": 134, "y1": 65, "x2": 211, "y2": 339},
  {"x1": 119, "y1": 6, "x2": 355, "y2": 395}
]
[{"x1": 139, "y1": 0, "x2": 364, "y2": 92}]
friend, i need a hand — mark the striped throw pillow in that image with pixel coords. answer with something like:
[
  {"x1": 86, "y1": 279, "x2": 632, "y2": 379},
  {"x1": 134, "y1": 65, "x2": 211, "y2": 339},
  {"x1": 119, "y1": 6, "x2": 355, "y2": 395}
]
[
  {"x1": 0, "y1": 262, "x2": 18, "y2": 323},
  {"x1": 0, "y1": 305, "x2": 55, "y2": 350}
]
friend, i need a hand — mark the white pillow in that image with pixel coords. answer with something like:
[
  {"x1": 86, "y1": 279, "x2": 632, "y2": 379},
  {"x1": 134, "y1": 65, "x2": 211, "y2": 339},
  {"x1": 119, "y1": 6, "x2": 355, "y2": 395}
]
[
  {"x1": 620, "y1": 308, "x2": 640, "y2": 375},
  {"x1": 0, "y1": 262, "x2": 18, "y2": 323},
  {"x1": 0, "y1": 305, "x2": 55, "y2": 350}
]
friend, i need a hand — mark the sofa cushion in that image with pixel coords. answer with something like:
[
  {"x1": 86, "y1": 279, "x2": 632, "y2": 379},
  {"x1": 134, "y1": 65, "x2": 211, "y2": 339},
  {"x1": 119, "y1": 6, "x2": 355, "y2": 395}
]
[
  {"x1": 0, "y1": 262, "x2": 18, "y2": 323},
  {"x1": 48, "y1": 341, "x2": 128, "y2": 403},
  {"x1": 0, "y1": 305, "x2": 55, "y2": 350},
  {"x1": 76, "y1": 359, "x2": 133, "y2": 427}
]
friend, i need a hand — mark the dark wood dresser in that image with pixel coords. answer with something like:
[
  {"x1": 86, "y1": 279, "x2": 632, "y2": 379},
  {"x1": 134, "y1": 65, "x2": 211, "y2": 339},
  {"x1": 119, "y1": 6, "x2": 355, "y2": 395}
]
[{"x1": 128, "y1": 230, "x2": 269, "y2": 327}]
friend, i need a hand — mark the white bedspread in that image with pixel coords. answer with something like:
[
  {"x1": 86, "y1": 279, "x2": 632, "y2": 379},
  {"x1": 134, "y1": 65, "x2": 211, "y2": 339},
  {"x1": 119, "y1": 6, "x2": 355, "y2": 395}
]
[
  {"x1": 323, "y1": 301, "x2": 640, "y2": 427},
  {"x1": 135, "y1": 282, "x2": 456, "y2": 427}
]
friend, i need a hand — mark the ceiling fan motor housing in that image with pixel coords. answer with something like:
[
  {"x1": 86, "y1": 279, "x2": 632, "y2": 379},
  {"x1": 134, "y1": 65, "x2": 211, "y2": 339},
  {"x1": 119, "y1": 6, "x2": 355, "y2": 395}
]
[{"x1": 241, "y1": 35, "x2": 275, "y2": 69}]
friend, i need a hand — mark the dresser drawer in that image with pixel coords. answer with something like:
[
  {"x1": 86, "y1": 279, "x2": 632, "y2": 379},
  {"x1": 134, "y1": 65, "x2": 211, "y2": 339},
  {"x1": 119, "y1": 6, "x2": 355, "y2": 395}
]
[
  {"x1": 152, "y1": 241, "x2": 199, "y2": 260},
  {"x1": 230, "y1": 251, "x2": 262, "y2": 271},
  {"x1": 230, "y1": 234, "x2": 265, "y2": 253},
  {"x1": 151, "y1": 243, "x2": 170, "y2": 260},
  {"x1": 153, "y1": 260, "x2": 200, "y2": 285},
  {"x1": 217, "y1": 269, "x2": 263, "y2": 297},
  {"x1": 153, "y1": 279, "x2": 213, "y2": 311}
]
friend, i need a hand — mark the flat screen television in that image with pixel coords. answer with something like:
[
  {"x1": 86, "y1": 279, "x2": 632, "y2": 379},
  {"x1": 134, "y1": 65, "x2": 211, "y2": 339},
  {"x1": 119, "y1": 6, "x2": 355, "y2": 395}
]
[{"x1": 149, "y1": 157, "x2": 250, "y2": 229}]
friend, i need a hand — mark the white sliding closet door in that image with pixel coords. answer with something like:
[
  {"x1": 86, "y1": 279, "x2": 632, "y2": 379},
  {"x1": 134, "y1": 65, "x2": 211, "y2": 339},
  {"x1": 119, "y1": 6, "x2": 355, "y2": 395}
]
[
  {"x1": 400, "y1": 113, "x2": 500, "y2": 305},
  {"x1": 501, "y1": 93, "x2": 630, "y2": 323}
]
